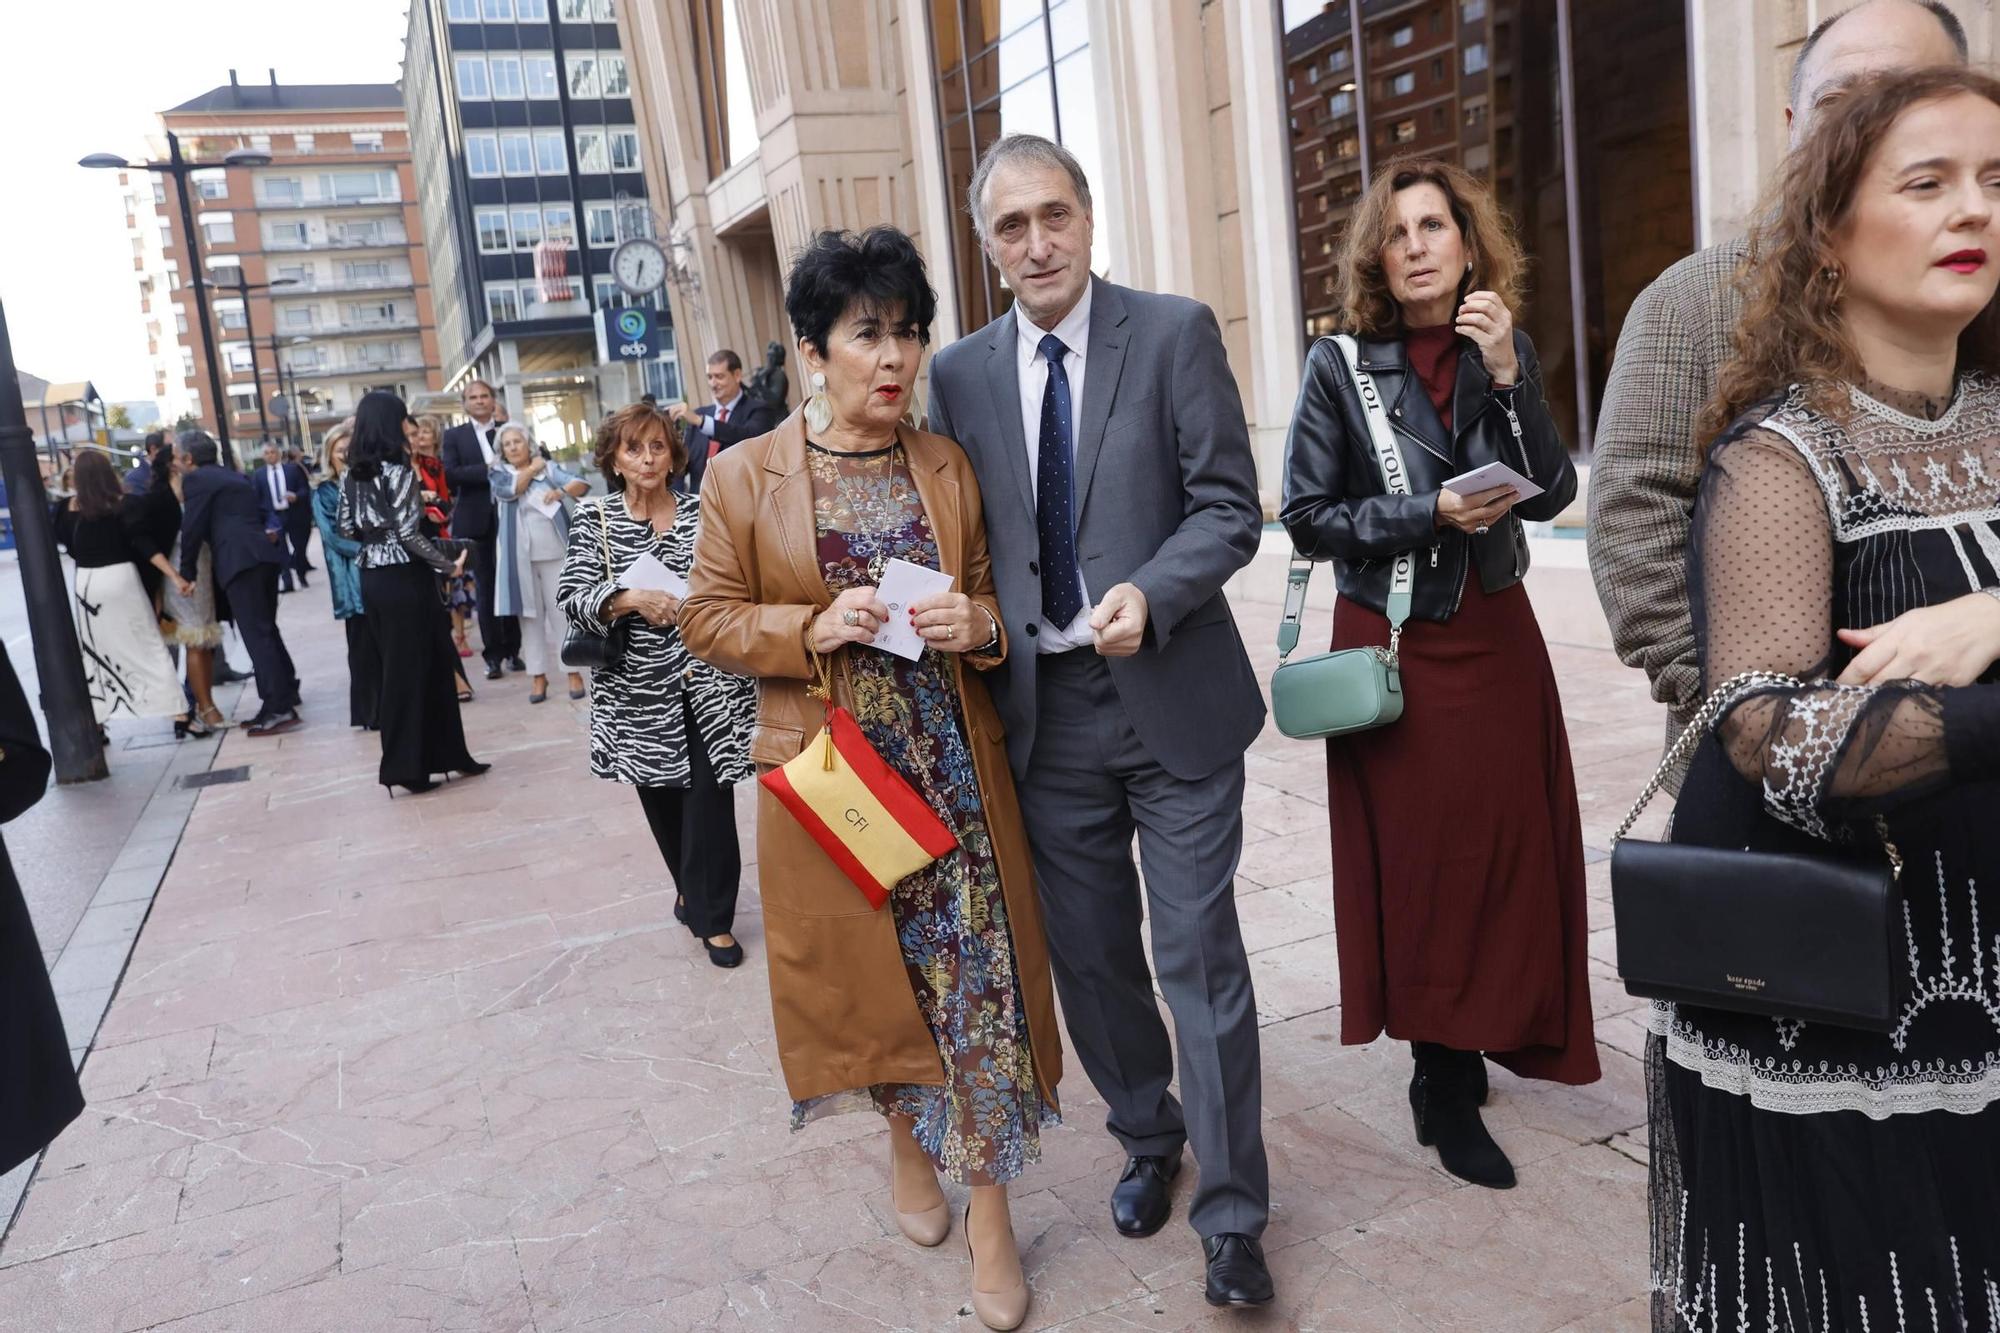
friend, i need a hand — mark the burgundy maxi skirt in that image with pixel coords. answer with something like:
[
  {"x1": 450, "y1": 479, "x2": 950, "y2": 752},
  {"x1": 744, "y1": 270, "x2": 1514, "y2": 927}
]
[{"x1": 1324, "y1": 575, "x2": 1598, "y2": 1085}]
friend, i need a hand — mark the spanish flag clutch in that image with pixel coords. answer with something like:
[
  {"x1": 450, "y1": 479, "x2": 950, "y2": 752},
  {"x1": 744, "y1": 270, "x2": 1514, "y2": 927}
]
[{"x1": 758, "y1": 654, "x2": 958, "y2": 910}]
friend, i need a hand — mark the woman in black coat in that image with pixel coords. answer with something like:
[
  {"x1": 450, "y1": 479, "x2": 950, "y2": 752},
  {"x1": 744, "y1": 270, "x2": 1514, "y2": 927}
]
[{"x1": 0, "y1": 641, "x2": 84, "y2": 1174}]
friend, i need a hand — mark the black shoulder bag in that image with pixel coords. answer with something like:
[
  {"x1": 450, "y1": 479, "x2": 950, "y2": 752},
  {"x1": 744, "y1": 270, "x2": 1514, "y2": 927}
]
[
  {"x1": 1610, "y1": 670, "x2": 1907, "y2": 1033},
  {"x1": 560, "y1": 501, "x2": 632, "y2": 671}
]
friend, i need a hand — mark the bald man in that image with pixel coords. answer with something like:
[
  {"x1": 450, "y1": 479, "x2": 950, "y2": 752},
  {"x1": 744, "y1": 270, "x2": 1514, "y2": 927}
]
[{"x1": 1589, "y1": 0, "x2": 1969, "y2": 790}]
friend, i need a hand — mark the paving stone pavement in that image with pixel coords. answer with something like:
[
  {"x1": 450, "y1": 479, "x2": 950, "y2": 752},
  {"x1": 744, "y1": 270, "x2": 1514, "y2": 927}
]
[{"x1": 0, "y1": 531, "x2": 1674, "y2": 1332}]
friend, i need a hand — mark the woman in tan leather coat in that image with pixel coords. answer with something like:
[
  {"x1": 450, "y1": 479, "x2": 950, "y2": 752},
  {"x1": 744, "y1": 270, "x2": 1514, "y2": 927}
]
[{"x1": 680, "y1": 227, "x2": 1061, "y2": 1333}]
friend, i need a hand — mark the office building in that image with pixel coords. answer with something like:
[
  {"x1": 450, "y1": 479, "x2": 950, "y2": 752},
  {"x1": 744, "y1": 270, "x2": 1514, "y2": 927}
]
[{"x1": 403, "y1": 0, "x2": 677, "y2": 445}]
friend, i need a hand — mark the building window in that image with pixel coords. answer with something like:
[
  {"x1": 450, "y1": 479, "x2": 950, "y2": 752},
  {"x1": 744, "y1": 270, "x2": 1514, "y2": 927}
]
[
  {"x1": 573, "y1": 128, "x2": 607, "y2": 173},
  {"x1": 594, "y1": 0, "x2": 614, "y2": 18},
  {"x1": 489, "y1": 55, "x2": 523, "y2": 98},
  {"x1": 269, "y1": 220, "x2": 309, "y2": 247},
  {"x1": 1464, "y1": 43, "x2": 1488, "y2": 74},
  {"x1": 1390, "y1": 25, "x2": 1413, "y2": 47},
  {"x1": 608, "y1": 128, "x2": 640, "y2": 171},
  {"x1": 1465, "y1": 143, "x2": 1491, "y2": 173},
  {"x1": 566, "y1": 54, "x2": 599, "y2": 97},
  {"x1": 455, "y1": 55, "x2": 490, "y2": 99},
  {"x1": 152, "y1": 179, "x2": 166, "y2": 205},
  {"x1": 466, "y1": 132, "x2": 500, "y2": 175},
  {"x1": 500, "y1": 132, "x2": 535, "y2": 176},
  {"x1": 343, "y1": 260, "x2": 390, "y2": 283},
  {"x1": 216, "y1": 301, "x2": 247, "y2": 331},
  {"x1": 322, "y1": 169, "x2": 395, "y2": 201},
  {"x1": 181, "y1": 348, "x2": 196, "y2": 378},
  {"x1": 599, "y1": 53, "x2": 629, "y2": 97},
  {"x1": 516, "y1": 0, "x2": 547, "y2": 16},
  {"x1": 294, "y1": 133, "x2": 315, "y2": 153},
  {"x1": 558, "y1": 0, "x2": 589, "y2": 16},
  {"x1": 1328, "y1": 91, "x2": 1353, "y2": 118},
  {"x1": 249, "y1": 135, "x2": 271, "y2": 153},
  {"x1": 192, "y1": 169, "x2": 228, "y2": 199},
  {"x1": 1307, "y1": 65, "x2": 1318, "y2": 85},
  {"x1": 1464, "y1": 97, "x2": 1488, "y2": 126},
  {"x1": 585, "y1": 203, "x2": 617, "y2": 246},
  {"x1": 591, "y1": 274, "x2": 618, "y2": 309},
  {"x1": 283, "y1": 306, "x2": 314, "y2": 330},
  {"x1": 476, "y1": 208, "x2": 511, "y2": 253},
  {"x1": 1335, "y1": 134, "x2": 1359, "y2": 160},
  {"x1": 542, "y1": 204, "x2": 576, "y2": 246},
  {"x1": 535, "y1": 131, "x2": 567, "y2": 174},
  {"x1": 1392, "y1": 119, "x2": 1417, "y2": 143},
  {"x1": 173, "y1": 309, "x2": 190, "y2": 334},
  {"x1": 1329, "y1": 46, "x2": 1350, "y2": 70},
  {"x1": 447, "y1": 0, "x2": 479, "y2": 18},
  {"x1": 482, "y1": 0, "x2": 512, "y2": 17},
  {"x1": 226, "y1": 344, "x2": 254, "y2": 372},
  {"x1": 1432, "y1": 57, "x2": 1445, "y2": 81},
  {"x1": 523, "y1": 54, "x2": 558, "y2": 97},
  {"x1": 510, "y1": 207, "x2": 543, "y2": 251},
  {"x1": 200, "y1": 214, "x2": 236, "y2": 245},
  {"x1": 261, "y1": 176, "x2": 302, "y2": 204},
  {"x1": 1462, "y1": 0, "x2": 1486, "y2": 21},
  {"x1": 1388, "y1": 71, "x2": 1415, "y2": 97},
  {"x1": 351, "y1": 132, "x2": 384, "y2": 153}
]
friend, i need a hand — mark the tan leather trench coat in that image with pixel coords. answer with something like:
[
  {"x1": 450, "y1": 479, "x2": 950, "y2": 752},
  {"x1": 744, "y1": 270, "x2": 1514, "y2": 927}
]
[{"x1": 679, "y1": 411, "x2": 1064, "y2": 1108}]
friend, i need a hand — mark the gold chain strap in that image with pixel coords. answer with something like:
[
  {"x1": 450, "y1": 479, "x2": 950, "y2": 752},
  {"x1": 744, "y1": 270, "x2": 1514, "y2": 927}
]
[{"x1": 1609, "y1": 669, "x2": 1903, "y2": 880}]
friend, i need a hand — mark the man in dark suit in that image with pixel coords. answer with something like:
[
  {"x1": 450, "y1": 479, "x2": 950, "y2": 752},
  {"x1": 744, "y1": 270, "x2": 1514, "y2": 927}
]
[
  {"x1": 179, "y1": 433, "x2": 301, "y2": 735},
  {"x1": 927, "y1": 134, "x2": 1272, "y2": 1308},
  {"x1": 253, "y1": 441, "x2": 313, "y2": 592},
  {"x1": 441, "y1": 379, "x2": 520, "y2": 680},
  {"x1": 670, "y1": 349, "x2": 780, "y2": 492},
  {"x1": 123, "y1": 431, "x2": 166, "y2": 495}
]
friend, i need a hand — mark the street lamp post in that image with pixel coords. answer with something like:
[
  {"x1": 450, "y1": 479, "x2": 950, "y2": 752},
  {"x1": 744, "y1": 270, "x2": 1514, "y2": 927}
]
[
  {"x1": 0, "y1": 300, "x2": 106, "y2": 783},
  {"x1": 210, "y1": 272, "x2": 295, "y2": 452},
  {"x1": 81, "y1": 133, "x2": 271, "y2": 468}
]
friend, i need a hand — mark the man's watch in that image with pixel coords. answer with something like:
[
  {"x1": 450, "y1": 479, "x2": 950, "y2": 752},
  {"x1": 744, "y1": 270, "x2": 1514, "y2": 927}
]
[{"x1": 975, "y1": 606, "x2": 1000, "y2": 653}]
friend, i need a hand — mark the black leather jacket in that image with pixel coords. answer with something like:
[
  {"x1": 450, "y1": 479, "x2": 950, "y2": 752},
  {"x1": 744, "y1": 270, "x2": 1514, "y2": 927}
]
[{"x1": 1280, "y1": 329, "x2": 1576, "y2": 624}]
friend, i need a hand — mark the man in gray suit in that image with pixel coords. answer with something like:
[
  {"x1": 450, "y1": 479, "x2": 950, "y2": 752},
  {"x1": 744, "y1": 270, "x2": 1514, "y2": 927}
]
[{"x1": 927, "y1": 133, "x2": 1272, "y2": 1308}]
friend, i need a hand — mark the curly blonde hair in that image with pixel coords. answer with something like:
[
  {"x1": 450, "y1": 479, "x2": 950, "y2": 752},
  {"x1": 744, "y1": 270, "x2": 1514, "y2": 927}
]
[
  {"x1": 1334, "y1": 156, "x2": 1527, "y2": 338},
  {"x1": 1700, "y1": 66, "x2": 2000, "y2": 452}
]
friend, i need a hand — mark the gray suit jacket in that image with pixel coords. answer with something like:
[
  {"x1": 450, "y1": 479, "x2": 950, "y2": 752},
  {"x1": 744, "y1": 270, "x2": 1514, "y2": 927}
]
[{"x1": 927, "y1": 277, "x2": 1266, "y2": 781}]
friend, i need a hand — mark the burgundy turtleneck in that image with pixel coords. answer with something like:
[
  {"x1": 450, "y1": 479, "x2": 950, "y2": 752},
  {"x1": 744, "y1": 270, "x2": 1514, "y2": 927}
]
[{"x1": 1404, "y1": 324, "x2": 1461, "y2": 432}]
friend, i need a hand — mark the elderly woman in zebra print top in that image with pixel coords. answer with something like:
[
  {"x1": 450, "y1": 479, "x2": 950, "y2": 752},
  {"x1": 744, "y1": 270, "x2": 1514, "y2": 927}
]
[{"x1": 558, "y1": 401, "x2": 756, "y2": 969}]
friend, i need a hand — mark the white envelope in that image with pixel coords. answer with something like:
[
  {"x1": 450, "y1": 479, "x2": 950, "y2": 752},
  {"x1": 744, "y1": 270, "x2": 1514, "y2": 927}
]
[
  {"x1": 867, "y1": 558, "x2": 955, "y2": 661},
  {"x1": 619, "y1": 550, "x2": 689, "y2": 598},
  {"x1": 1440, "y1": 460, "x2": 1545, "y2": 504}
]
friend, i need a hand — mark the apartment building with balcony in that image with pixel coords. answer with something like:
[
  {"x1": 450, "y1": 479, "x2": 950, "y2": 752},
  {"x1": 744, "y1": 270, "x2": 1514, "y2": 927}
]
[
  {"x1": 403, "y1": 0, "x2": 676, "y2": 449},
  {"x1": 119, "y1": 168, "x2": 197, "y2": 425},
  {"x1": 146, "y1": 73, "x2": 443, "y2": 443}
]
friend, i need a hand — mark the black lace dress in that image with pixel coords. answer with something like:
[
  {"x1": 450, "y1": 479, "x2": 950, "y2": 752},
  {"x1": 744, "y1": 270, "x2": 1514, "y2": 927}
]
[{"x1": 1653, "y1": 378, "x2": 2000, "y2": 1332}]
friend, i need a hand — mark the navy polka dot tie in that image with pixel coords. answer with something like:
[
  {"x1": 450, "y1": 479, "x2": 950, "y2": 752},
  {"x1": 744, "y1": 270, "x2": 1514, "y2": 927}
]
[{"x1": 1036, "y1": 333, "x2": 1083, "y2": 627}]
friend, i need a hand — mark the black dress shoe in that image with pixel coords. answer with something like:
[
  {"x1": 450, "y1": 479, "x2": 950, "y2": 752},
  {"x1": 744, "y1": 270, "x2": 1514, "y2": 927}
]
[
  {"x1": 1110, "y1": 1153, "x2": 1181, "y2": 1237},
  {"x1": 505, "y1": 656, "x2": 526, "y2": 673},
  {"x1": 703, "y1": 937, "x2": 745, "y2": 968},
  {"x1": 1202, "y1": 1234, "x2": 1274, "y2": 1307},
  {"x1": 484, "y1": 662, "x2": 504, "y2": 681},
  {"x1": 1410, "y1": 1042, "x2": 1514, "y2": 1189}
]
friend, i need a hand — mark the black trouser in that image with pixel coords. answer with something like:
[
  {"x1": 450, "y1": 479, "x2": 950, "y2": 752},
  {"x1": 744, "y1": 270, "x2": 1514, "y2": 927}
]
[
  {"x1": 470, "y1": 533, "x2": 519, "y2": 665},
  {"x1": 634, "y1": 699, "x2": 740, "y2": 938},
  {"x1": 222, "y1": 563, "x2": 298, "y2": 716},
  {"x1": 362, "y1": 562, "x2": 475, "y2": 788},
  {"x1": 284, "y1": 513, "x2": 314, "y2": 582},
  {"x1": 344, "y1": 614, "x2": 381, "y2": 730}
]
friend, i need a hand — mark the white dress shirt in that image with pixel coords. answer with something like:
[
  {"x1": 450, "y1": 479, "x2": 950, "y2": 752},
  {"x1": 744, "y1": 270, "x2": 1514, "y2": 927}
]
[
  {"x1": 697, "y1": 391, "x2": 745, "y2": 437},
  {"x1": 1015, "y1": 288, "x2": 1095, "y2": 652},
  {"x1": 470, "y1": 419, "x2": 499, "y2": 464},
  {"x1": 265, "y1": 463, "x2": 289, "y2": 511}
]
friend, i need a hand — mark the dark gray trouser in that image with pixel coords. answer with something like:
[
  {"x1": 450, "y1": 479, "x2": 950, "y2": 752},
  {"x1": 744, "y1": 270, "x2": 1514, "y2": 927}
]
[{"x1": 1019, "y1": 649, "x2": 1268, "y2": 1240}]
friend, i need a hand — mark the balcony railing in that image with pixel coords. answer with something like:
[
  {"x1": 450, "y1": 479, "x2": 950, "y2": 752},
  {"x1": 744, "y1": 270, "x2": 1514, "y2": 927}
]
[
  {"x1": 268, "y1": 274, "x2": 417, "y2": 294},
  {"x1": 281, "y1": 316, "x2": 421, "y2": 339},
  {"x1": 255, "y1": 194, "x2": 404, "y2": 210},
  {"x1": 289, "y1": 357, "x2": 428, "y2": 378},
  {"x1": 264, "y1": 232, "x2": 410, "y2": 252}
]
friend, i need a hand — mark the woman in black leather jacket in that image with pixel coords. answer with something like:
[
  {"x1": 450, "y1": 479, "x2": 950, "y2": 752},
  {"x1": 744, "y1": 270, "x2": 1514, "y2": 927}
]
[
  {"x1": 338, "y1": 391, "x2": 489, "y2": 796},
  {"x1": 1279, "y1": 158, "x2": 1597, "y2": 1191}
]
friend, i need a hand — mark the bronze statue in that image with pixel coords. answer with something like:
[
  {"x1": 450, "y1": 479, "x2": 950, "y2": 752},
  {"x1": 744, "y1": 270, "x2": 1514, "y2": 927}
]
[{"x1": 746, "y1": 340, "x2": 789, "y2": 410}]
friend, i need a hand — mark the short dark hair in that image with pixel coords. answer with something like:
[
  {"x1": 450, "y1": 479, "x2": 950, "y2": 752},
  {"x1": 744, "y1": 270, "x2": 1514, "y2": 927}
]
[
  {"x1": 348, "y1": 390, "x2": 412, "y2": 481},
  {"x1": 179, "y1": 431, "x2": 218, "y2": 467},
  {"x1": 784, "y1": 227, "x2": 937, "y2": 358},
  {"x1": 143, "y1": 430, "x2": 167, "y2": 452},
  {"x1": 71, "y1": 450, "x2": 125, "y2": 520},
  {"x1": 593, "y1": 401, "x2": 686, "y2": 492},
  {"x1": 706, "y1": 348, "x2": 743, "y2": 373},
  {"x1": 1791, "y1": 0, "x2": 1968, "y2": 106}
]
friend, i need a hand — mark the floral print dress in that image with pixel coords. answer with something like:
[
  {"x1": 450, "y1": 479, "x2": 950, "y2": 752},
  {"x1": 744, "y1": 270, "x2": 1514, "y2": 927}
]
[{"x1": 790, "y1": 442, "x2": 1058, "y2": 1186}]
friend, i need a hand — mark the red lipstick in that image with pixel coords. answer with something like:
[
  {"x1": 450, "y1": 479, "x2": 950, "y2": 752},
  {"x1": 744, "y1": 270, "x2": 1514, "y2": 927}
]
[{"x1": 1938, "y1": 249, "x2": 1988, "y2": 273}]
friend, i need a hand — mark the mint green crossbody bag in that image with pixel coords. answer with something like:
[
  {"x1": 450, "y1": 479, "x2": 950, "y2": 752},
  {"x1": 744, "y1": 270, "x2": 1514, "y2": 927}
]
[{"x1": 1270, "y1": 334, "x2": 1414, "y2": 740}]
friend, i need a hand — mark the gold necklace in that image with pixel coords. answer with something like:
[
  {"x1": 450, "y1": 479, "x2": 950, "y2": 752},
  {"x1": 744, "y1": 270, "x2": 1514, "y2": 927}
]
[{"x1": 817, "y1": 443, "x2": 901, "y2": 584}]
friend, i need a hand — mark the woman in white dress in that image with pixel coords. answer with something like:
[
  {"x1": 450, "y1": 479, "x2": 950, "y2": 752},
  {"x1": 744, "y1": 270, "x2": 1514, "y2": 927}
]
[
  {"x1": 52, "y1": 450, "x2": 187, "y2": 724},
  {"x1": 490, "y1": 424, "x2": 588, "y2": 704}
]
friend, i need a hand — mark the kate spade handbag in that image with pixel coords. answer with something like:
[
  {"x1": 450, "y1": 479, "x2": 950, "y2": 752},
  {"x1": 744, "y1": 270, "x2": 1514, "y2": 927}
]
[
  {"x1": 1271, "y1": 333, "x2": 1414, "y2": 741},
  {"x1": 560, "y1": 500, "x2": 632, "y2": 671},
  {"x1": 759, "y1": 650, "x2": 958, "y2": 909},
  {"x1": 1609, "y1": 671, "x2": 1907, "y2": 1032}
]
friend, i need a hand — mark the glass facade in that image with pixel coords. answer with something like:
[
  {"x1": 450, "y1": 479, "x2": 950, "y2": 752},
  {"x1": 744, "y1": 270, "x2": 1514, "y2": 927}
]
[
  {"x1": 928, "y1": 0, "x2": 1108, "y2": 330},
  {"x1": 1280, "y1": 0, "x2": 1692, "y2": 450}
]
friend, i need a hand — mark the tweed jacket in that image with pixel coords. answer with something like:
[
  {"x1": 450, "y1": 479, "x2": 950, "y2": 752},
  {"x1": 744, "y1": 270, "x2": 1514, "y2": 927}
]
[
  {"x1": 679, "y1": 412, "x2": 1064, "y2": 1107},
  {"x1": 1588, "y1": 235, "x2": 1748, "y2": 791}
]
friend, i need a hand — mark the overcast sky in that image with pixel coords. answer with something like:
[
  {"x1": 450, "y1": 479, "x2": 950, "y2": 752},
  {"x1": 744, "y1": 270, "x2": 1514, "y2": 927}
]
[{"x1": 0, "y1": 0, "x2": 407, "y2": 403}]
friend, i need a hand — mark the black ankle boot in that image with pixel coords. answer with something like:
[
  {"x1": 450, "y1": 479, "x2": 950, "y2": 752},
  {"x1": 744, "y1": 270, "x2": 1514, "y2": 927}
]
[{"x1": 1410, "y1": 1042, "x2": 1514, "y2": 1189}]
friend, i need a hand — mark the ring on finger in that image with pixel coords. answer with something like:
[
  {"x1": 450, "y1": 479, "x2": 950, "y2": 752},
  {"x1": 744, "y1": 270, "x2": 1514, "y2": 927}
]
[{"x1": 842, "y1": 609, "x2": 860, "y2": 627}]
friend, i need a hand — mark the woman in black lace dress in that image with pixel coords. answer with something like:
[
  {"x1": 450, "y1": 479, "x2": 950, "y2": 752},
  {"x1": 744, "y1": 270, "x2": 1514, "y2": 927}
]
[{"x1": 1652, "y1": 68, "x2": 2000, "y2": 1332}]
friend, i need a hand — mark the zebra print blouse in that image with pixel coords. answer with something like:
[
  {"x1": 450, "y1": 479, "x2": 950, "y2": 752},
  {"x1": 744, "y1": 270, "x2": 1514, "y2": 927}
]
[{"x1": 558, "y1": 491, "x2": 755, "y2": 787}]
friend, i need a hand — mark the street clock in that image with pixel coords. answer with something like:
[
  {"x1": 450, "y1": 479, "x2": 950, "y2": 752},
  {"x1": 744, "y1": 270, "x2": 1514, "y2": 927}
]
[{"x1": 611, "y1": 237, "x2": 668, "y2": 296}]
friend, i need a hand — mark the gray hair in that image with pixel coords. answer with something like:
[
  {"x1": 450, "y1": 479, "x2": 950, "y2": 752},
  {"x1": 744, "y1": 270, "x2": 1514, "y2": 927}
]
[
  {"x1": 495, "y1": 422, "x2": 536, "y2": 459},
  {"x1": 967, "y1": 133, "x2": 1093, "y2": 244}
]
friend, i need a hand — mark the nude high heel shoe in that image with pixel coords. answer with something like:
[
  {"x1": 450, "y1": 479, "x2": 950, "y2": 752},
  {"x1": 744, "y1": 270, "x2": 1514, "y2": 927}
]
[
  {"x1": 889, "y1": 1136, "x2": 949, "y2": 1247},
  {"x1": 964, "y1": 1204, "x2": 1029, "y2": 1331}
]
